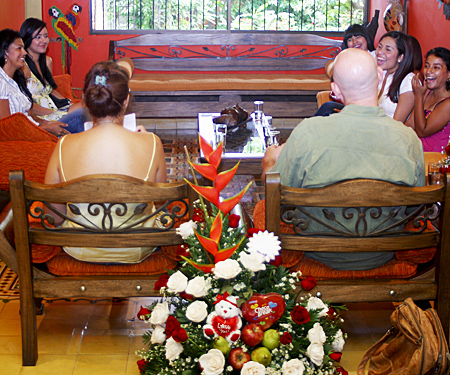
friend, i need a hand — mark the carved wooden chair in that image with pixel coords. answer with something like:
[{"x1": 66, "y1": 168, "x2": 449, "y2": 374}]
[
  {"x1": 9, "y1": 170, "x2": 195, "y2": 366},
  {"x1": 265, "y1": 172, "x2": 450, "y2": 340}
]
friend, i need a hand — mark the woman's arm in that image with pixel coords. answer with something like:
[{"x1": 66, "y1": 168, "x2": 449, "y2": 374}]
[
  {"x1": 154, "y1": 134, "x2": 167, "y2": 183},
  {"x1": 29, "y1": 109, "x2": 70, "y2": 136},
  {"x1": 414, "y1": 98, "x2": 450, "y2": 138},
  {"x1": 31, "y1": 102, "x2": 54, "y2": 116},
  {"x1": 393, "y1": 91, "x2": 415, "y2": 123},
  {"x1": 0, "y1": 99, "x2": 11, "y2": 118},
  {"x1": 44, "y1": 140, "x2": 66, "y2": 225}
]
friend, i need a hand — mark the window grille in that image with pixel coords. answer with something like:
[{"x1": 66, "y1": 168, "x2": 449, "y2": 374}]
[{"x1": 91, "y1": 0, "x2": 366, "y2": 32}]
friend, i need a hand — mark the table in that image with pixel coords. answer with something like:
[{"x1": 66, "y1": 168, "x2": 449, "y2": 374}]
[{"x1": 198, "y1": 113, "x2": 291, "y2": 175}]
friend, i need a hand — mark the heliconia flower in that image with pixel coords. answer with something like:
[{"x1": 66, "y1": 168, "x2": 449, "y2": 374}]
[
  {"x1": 186, "y1": 181, "x2": 220, "y2": 207},
  {"x1": 214, "y1": 235, "x2": 246, "y2": 263},
  {"x1": 209, "y1": 213, "x2": 223, "y2": 244},
  {"x1": 198, "y1": 134, "x2": 222, "y2": 169},
  {"x1": 195, "y1": 231, "x2": 219, "y2": 257},
  {"x1": 182, "y1": 256, "x2": 214, "y2": 273},
  {"x1": 214, "y1": 163, "x2": 239, "y2": 192},
  {"x1": 218, "y1": 181, "x2": 252, "y2": 215},
  {"x1": 189, "y1": 162, "x2": 217, "y2": 181}
]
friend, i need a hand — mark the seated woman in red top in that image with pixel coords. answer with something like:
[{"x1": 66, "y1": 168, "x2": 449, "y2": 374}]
[{"x1": 406, "y1": 47, "x2": 450, "y2": 152}]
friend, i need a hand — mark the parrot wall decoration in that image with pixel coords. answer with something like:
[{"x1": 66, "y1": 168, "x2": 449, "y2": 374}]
[{"x1": 48, "y1": 4, "x2": 82, "y2": 74}]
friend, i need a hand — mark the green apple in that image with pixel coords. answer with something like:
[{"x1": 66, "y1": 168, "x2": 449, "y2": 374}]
[
  {"x1": 262, "y1": 329, "x2": 280, "y2": 350},
  {"x1": 212, "y1": 336, "x2": 230, "y2": 355},
  {"x1": 251, "y1": 346, "x2": 272, "y2": 367}
]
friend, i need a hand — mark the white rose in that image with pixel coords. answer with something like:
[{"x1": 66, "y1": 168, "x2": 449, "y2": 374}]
[
  {"x1": 186, "y1": 276, "x2": 207, "y2": 297},
  {"x1": 176, "y1": 220, "x2": 197, "y2": 239},
  {"x1": 165, "y1": 336, "x2": 184, "y2": 362},
  {"x1": 306, "y1": 342, "x2": 324, "y2": 367},
  {"x1": 167, "y1": 271, "x2": 188, "y2": 293},
  {"x1": 150, "y1": 325, "x2": 166, "y2": 344},
  {"x1": 186, "y1": 301, "x2": 209, "y2": 323},
  {"x1": 241, "y1": 361, "x2": 266, "y2": 375},
  {"x1": 199, "y1": 349, "x2": 225, "y2": 375},
  {"x1": 308, "y1": 322, "x2": 326, "y2": 344},
  {"x1": 306, "y1": 297, "x2": 328, "y2": 317},
  {"x1": 149, "y1": 302, "x2": 170, "y2": 325},
  {"x1": 282, "y1": 358, "x2": 305, "y2": 375},
  {"x1": 331, "y1": 329, "x2": 345, "y2": 352},
  {"x1": 239, "y1": 251, "x2": 266, "y2": 272},
  {"x1": 213, "y1": 259, "x2": 241, "y2": 279}
]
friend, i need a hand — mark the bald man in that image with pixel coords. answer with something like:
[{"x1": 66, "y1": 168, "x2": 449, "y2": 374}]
[{"x1": 261, "y1": 48, "x2": 424, "y2": 271}]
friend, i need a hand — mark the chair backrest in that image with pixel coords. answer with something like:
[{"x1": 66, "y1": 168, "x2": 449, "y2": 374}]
[
  {"x1": 265, "y1": 172, "x2": 450, "y2": 254},
  {"x1": 9, "y1": 170, "x2": 194, "y2": 257},
  {"x1": 316, "y1": 91, "x2": 332, "y2": 109}
]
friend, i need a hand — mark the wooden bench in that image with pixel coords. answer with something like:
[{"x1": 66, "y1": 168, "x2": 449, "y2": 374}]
[
  {"x1": 109, "y1": 32, "x2": 341, "y2": 118},
  {"x1": 264, "y1": 172, "x2": 450, "y2": 340}
]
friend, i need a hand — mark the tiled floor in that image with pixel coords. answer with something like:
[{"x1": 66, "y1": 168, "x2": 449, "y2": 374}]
[
  {"x1": 0, "y1": 117, "x2": 397, "y2": 374},
  {"x1": 0, "y1": 297, "x2": 396, "y2": 375}
]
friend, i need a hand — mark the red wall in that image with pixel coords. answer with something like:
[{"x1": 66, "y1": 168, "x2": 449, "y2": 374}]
[
  {"x1": 0, "y1": 0, "x2": 25, "y2": 30},
  {"x1": 42, "y1": 0, "x2": 137, "y2": 88},
  {"x1": 370, "y1": 0, "x2": 450, "y2": 55},
  {"x1": 37, "y1": 0, "x2": 450, "y2": 89}
]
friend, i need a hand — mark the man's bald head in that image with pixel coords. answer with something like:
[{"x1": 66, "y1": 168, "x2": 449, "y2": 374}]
[{"x1": 332, "y1": 48, "x2": 380, "y2": 106}]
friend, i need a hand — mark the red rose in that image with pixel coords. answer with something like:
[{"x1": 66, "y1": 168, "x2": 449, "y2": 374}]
[
  {"x1": 445, "y1": 143, "x2": 450, "y2": 156},
  {"x1": 173, "y1": 327, "x2": 188, "y2": 342},
  {"x1": 291, "y1": 305, "x2": 311, "y2": 325},
  {"x1": 165, "y1": 315, "x2": 181, "y2": 337},
  {"x1": 280, "y1": 332, "x2": 293, "y2": 345},
  {"x1": 154, "y1": 273, "x2": 169, "y2": 291},
  {"x1": 330, "y1": 352, "x2": 342, "y2": 362},
  {"x1": 137, "y1": 306, "x2": 151, "y2": 321},
  {"x1": 228, "y1": 214, "x2": 241, "y2": 228},
  {"x1": 301, "y1": 276, "x2": 317, "y2": 291},
  {"x1": 137, "y1": 359, "x2": 148, "y2": 373},
  {"x1": 176, "y1": 244, "x2": 190, "y2": 258},
  {"x1": 246, "y1": 228, "x2": 263, "y2": 237},
  {"x1": 336, "y1": 366, "x2": 348, "y2": 375},
  {"x1": 193, "y1": 208, "x2": 205, "y2": 223},
  {"x1": 180, "y1": 291, "x2": 194, "y2": 301},
  {"x1": 269, "y1": 255, "x2": 282, "y2": 267},
  {"x1": 327, "y1": 307, "x2": 337, "y2": 320}
]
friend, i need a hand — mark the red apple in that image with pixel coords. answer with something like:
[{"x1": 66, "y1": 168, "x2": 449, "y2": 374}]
[
  {"x1": 229, "y1": 348, "x2": 251, "y2": 371},
  {"x1": 241, "y1": 323, "x2": 264, "y2": 347}
]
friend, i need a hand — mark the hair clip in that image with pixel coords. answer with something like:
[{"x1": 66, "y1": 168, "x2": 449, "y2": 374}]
[{"x1": 95, "y1": 75, "x2": 107, "y2": 86}]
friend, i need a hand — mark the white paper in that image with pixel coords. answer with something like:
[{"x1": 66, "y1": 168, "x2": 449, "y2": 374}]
[{"x1": 84, "y1": 113, "x2": 137, "y2": 132}]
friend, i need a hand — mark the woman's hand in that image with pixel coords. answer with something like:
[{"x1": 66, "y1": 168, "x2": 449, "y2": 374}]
[
  {"x1": 40, "y1": 120, "x2": 70, "y2": 137},
  {"x1": 412, "y1": 73, "x2": 427, "y2": 97}
]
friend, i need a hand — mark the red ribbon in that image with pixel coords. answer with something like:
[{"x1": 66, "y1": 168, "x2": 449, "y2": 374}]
[{"x1": 213, "y1": 291, "x2": 239, "y2": 308}]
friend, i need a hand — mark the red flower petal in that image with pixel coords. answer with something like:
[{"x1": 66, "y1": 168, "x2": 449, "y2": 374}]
[
  {"x1": 291, "y1": 305, "x2": 311, "y2": 324},
  {"x1": 301, "y1": 276, "x2": 317, "y2": 291},
  {"x1": 186, "y1": 181, "x2": 220, "y2": 207},
  {"x1": 280, "y1": 332, "x2": 293, "y2": 345},
  {"x1": 330, "y1": 352, "x2": 342, "y2": 362},
  {"x1": 336, "y1": 367, "x2": 348, "y2": 375},
  {"x1": 214, "y1": 163, "x2": 239, "y2": 193},
  {"x1": 215, "y1": 236, "x2": 246, "y2": 263},
  {"x1": 208, "y1": 143, "x2": 223, "y2": 169},
  {"x1": 228, "y1": 214, "x2": 240, "y2": 228},
  {"x1": 210, "y1": 213, "x2": 223, "y2": 244},
  {"x1": 190, "y1": 162, "x2": 217, "y2": 181},
  {"x1": 269, "y1": 255, "x2": 282, "y2": 267},
  {"x1": 218, "y1": 181, "x2": 252, "y2": 215},
  {"x1": 246, "y1": 228, "x2": 263, "y2": 237},
  {"x1": 182, "y1": 256, "x2": 215, "y2": 273},
  {"x1": 137, "y1": 359, "x2": 148, "y2": 372},
  {"x1": 154, "y1": 273, "x2": 169, "y2": 291},
  {"x1": 173, "y1": 328, "x2": 188, "y2": 342},
  {"x1": 137, "y1": 306, "x2": 151, "y2": 320},
  {"x1": 199, "y1": 134, "x2": 214, "y2": 161},
  {"x1": 176, "y1": 244, "x2": 190, "y2": 258},
  {"x1": 195, "y1": 231, "x2": 219, "y2": 256}
]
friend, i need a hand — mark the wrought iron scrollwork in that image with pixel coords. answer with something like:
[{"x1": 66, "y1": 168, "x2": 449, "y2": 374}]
[
  {"x1": 280, "y1": 203, "x2": 440, "y2": 237},
  {"x1": 28, "y1": 199, "x2": 189, "y2": 233}
]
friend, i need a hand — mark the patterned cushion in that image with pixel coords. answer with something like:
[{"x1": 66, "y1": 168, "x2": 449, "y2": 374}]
[
  {"x1": 289, "y1": 257, "x2": 418, "y2": 279},
  {"x1": 253, "y1": 199, "x2": 436, "y2": 275},
  {"x1": 46, "y1": 250, "x2": 178, "y2": 276}
]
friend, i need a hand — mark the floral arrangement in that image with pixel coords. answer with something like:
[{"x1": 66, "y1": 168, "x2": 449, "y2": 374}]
[{"x1": 136, "y1": 136, "x2": 347, "y2": 375}]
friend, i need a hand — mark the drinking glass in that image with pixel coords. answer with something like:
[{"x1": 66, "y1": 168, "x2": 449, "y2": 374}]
[
  {"x1": 254, "y1": 101, "x2": 264, "y2": 121},
  {"x1": 428, "y1": 162, "x2": 443, "y2": 185}
]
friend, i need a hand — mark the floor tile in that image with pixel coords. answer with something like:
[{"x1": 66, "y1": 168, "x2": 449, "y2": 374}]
[
  {"x1": 0, "y1": 354, "x2": 22, "y2": 375},
  {"x1": 79, "y1": 334, "x2": 131, "y2": 355},
  {"x1": 0, "y1": 318, "x2": 22, "y2": 336},
  {"x1": 73, "y1": 354, "x2": 128, "y2": 375},
  {"x1": 0, "y1": 300, "x2": 21, "y2": 319},
  {"x1": 0, "y1": 335, "x2": 22, "y2": 354},
  {"x1": 19, "y1": 354, "x2": 77, "y2": 375}
]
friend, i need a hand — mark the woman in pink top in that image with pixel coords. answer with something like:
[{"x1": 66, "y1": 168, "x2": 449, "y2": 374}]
[{"x1": 406, "y1": 47, "x2": 450, "y2": 152}]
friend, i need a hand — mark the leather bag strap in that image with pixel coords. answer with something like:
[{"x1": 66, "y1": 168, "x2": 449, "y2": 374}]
[{"x1": 357, "y1": 327, "x2": 396, "y2": 375}]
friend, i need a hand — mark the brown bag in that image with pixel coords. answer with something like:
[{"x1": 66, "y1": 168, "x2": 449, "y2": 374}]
[{"x1": 358, "y1": 298, "x2": 450, "y2": 375}]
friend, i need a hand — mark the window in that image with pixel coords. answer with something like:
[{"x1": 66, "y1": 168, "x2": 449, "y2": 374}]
[{"x1": 91, "y1": 0, "x2": 367, "y2": 33}]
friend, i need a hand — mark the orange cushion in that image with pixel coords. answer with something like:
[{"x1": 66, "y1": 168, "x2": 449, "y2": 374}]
[
  {"x1": 129, "y1": 73, "x2": 331, "y2": 92},
  {"x1": 46, "y1": 250, "x2": 178, "y2": 275},
  {"x1": 253, "y1": 199, "x2": 437, "y2": 273},
  {"x1": 289, "y1": 257, "x2": 417, "y2": 279},
  {"x1": 0, "y1": 113, "x2": 57, "y2": 142},
  {"x1": 53, "y1": 74, "x2": 81, "y2": 103},
  {"x1": 0, "y1": 141, "x2": 56, "y2": 190}
]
